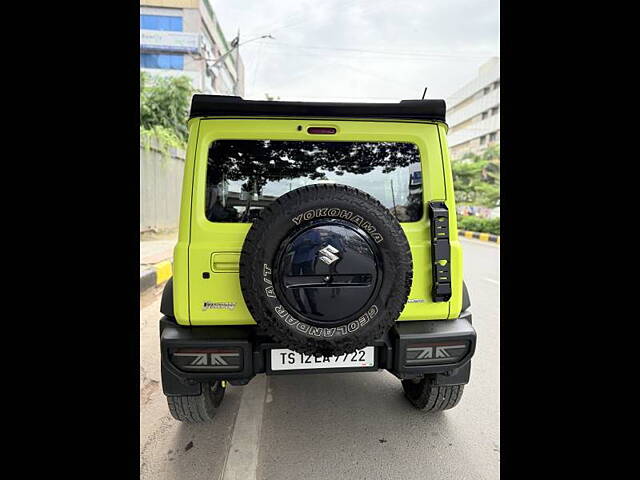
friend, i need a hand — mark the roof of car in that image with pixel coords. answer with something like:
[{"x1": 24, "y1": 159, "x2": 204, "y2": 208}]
[{"x1": 189, "y1": 94, "x2": 446, "y2": 123}]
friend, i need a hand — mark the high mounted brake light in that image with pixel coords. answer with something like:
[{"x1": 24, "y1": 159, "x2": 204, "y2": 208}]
[{"x1": 307, "y1": 127, "x2": 336, "y2": 134}]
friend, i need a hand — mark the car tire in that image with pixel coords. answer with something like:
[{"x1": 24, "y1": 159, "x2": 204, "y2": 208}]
[
  {"x1": 239, "y1": 184, "x2": 413, "y2": 357},
  {"x1": 401, "y1": 377, "x2": 464, "y2": 411},
  {"x1": 166, "y1": 380, "x2": 225, "y2": 423}
]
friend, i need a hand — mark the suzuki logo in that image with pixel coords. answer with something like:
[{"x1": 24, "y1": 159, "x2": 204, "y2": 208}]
[{"x1": 318, "y1": 244, "x2": 340, "y2": 265}]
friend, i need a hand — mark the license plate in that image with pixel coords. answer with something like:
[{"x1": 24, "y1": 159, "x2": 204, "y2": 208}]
[{"x1": 270, "y1": 346, "x2": 375, "y2": 371}]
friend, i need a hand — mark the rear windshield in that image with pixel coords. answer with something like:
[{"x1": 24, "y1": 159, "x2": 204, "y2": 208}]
[{"x1": 205, "y1": 140, "x2": 423, "y2": 223}]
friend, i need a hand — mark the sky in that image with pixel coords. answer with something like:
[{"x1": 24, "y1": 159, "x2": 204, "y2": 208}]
[{"x1": 212, "y1": 0, "x2": 500, "y2": 103}]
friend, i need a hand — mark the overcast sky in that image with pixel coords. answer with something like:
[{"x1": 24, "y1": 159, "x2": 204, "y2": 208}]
[{"x1": 212, "y1": 0, "x2": 499, "y2": 103}]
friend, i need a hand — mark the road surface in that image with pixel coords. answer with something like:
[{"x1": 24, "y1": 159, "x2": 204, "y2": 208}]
[{"x1": 140, "y1": 237, "x2": 500, "y2": 479}]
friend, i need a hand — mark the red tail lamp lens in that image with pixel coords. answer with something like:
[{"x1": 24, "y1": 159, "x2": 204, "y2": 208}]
[{"x1": 307, "y1": 127, "x2": 336, "y2": 134}]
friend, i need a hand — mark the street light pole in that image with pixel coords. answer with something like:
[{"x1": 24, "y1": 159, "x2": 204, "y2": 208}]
[
  {"x1": 232, "y1": 29, "x2": 240, "y2": 95},
  {"x1": 192, "y1": 33, "x2": 273, "y2": 95},
  {"x1": 207, "y1": 33, "x2": 273, "y2": 70}
]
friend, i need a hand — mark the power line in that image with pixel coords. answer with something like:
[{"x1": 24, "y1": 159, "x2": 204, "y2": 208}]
[
  {"x1": 252, "y1": 55, "x2": 420, "y2": 99},
  {"x1": 252, "y1": 41, "x2": 498, "y2": 60},
  {"x1": 243, "y1": 0, "x2": 371, "y2": 37}
]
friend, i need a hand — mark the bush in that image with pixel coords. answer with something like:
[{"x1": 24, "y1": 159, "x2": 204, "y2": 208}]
[
  {"x1": 457, "y1": 215, "x2": 500, "y2": 235},
  {"x1": 140, "y1": 71, "x2": 194, "y2": 142}
]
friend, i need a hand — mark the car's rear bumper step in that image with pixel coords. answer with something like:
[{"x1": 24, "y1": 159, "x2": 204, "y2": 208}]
[{"x1": 159, "y1": 311, "x2": 476, "y2": 396}]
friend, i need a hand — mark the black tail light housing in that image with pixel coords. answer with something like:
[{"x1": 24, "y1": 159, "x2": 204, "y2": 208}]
[
  {"x1": 170, "y1": 347, "x2": 244, "y2": 373},
  {"x1": 393, "y1": 312, "x2": 476, "y2": 374}
]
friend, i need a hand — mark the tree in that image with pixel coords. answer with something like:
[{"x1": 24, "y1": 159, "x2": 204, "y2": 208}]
[
  {"x1": 451, "y1": 143, "x2": 500, "y2": 208},
  {"x1": 140, "y1": 71, "x2": 194, "y2": 143},
  {"x1": 481, "y1": 144, "x2": 500, "y2": 186}
]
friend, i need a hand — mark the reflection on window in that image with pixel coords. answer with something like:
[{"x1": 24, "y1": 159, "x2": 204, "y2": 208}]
[{"x1": 206, "y1": 140, "x2": 423, "y2": 223}]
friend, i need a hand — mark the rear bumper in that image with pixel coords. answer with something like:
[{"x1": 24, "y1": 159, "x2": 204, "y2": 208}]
[{"x1": 159, "y1": 311, "x2": 476, "y2": 396}]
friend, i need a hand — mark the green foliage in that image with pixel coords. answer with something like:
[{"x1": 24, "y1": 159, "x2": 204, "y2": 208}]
[
  {"x1": 451, "y1": 143, "x2": 500, "y2": 208},
  {"x1": 140, "y1": 125, "x2": 185, "y2": 160},
  {"x1": 140, "y1": 71, "x2": 194, "y2": 144},
  {"x1": 457, "y1": 215, "x2": 500, "y2": 235}
]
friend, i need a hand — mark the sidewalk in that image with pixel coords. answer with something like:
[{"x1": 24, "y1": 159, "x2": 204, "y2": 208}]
[{"x1": 140, "y1": 236, "x2": 177, "y2": 294}]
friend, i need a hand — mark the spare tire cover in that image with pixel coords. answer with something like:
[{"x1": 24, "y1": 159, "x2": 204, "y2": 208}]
[{"x1": 239, "y1": 184, "x2": 413, "y2": 356}]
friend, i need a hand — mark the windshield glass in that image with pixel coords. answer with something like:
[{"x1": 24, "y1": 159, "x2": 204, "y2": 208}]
[{"x1": 205, "y1": 140, "x2": 423, "y2": 223}]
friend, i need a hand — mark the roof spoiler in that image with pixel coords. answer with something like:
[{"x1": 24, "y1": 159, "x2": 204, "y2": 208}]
[{"x1": 189, "y1": 95, "x2": 446, "y2": 123}]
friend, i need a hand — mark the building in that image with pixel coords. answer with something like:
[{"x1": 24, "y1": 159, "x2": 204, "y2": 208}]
[
  {"x1": 445, "y1": 57, "x2": 500, "y2": 160},
  {"x1": 140, "y1": 0, "x2": 244, "y2": 96}
]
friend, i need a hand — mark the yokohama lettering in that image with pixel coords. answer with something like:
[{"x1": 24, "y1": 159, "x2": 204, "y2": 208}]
[{"x1": 291, "y1": 209, "x2": 384, "y2": 243}]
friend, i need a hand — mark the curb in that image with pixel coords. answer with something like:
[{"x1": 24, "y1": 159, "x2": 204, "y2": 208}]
[
  {"x1": 459, "y1": 230, "x2": 500, "y2": 244},
  {"x1": 140, "y1": 260, "x2": 173, "y2": 294}
]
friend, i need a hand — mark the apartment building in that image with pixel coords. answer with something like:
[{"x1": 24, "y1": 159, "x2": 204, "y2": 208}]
[
  {"x1": 140, "y1": 0, "x2": 244, "y2": 95},
  {"x1": 446, "y1": 57, "x2": 500, "y2": 159}
]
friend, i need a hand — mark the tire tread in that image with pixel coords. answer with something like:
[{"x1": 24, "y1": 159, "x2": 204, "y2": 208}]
[
  {"x1": 402, "y1": 378, "x2": 464, "y2": 411},
  {"x1": 166, "y1": 383, "x2": 223, "y2": 423}
]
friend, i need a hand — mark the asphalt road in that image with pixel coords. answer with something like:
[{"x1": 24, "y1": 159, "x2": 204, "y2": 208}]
[{"x1": 140, "y1": 237, "x2": 500, "y2": 479}]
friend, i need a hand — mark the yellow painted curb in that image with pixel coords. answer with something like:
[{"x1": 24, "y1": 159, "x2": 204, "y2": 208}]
[
  {"x1": 459, "y1": 230, "x2": 500, "y2": 244},
  {"x1": 155, "y1": 260, "x2": 173, "y2": 285}
]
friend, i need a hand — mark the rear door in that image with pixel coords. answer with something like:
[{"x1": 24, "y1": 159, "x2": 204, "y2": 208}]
[{"x1": 187, "y1": 118, "x2": 452, "y2": 325}]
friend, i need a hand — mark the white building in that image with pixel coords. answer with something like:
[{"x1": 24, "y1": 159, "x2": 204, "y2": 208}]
[
  {"x1": 446, "y1": 57, "x2": 500, "y2": 159},
  {"x1": 140, "y1": 0, "x2": 244, "y2": 96}
]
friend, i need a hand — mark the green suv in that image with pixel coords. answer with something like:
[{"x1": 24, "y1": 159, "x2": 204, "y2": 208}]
[{"x1": 159, "y1": 94, "x2": 476, "y2": 423}]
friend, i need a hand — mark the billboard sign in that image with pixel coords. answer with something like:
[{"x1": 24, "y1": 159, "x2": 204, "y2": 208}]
[{"x1": 140, "y1": 29, "x2": 200, "y2": 54}]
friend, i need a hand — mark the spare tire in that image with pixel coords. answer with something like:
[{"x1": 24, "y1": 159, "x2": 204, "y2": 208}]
[{"x1": 239, "y1": 184, "x2": 413, "y2": 357}]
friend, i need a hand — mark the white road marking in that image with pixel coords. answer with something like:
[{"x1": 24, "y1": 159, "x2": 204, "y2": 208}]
[
  {"x1": 220, "y1": 375, "x2": 268, "y2": 480},
  {"x1": 484, "y1": 278, "x2": 500, "y2": 285}
]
